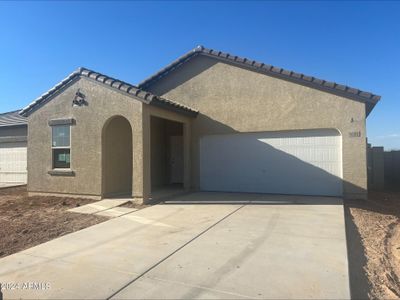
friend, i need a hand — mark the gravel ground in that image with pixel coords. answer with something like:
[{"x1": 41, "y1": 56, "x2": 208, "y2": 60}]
[
  {"x1": 0, "y1": 186, "x2": 109, "y2": 258},
  {"x1": 346, "y1": 191, "x2": 400, "y2": 299}
]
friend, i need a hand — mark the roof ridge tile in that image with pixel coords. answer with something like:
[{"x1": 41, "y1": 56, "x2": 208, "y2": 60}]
[
  {"x1": 137, "y1": 46, "x2": 381, "y2": 116},
  {"x1": 20, "y1": 68, "x2": 198, "y2": 117}
]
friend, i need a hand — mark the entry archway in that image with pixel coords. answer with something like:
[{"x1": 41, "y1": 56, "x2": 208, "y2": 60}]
[{"x1": 102, "y1": 116, "x2": 133, "y2": 197}]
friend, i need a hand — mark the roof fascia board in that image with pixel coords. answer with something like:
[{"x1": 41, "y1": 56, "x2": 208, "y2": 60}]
[
  {"x1": 21, "y1": 75, "x2": 80, "y2": 117},
  {"x1": 20, "y1": 69, "x2": 198, "y2": 118},
  {"x1": 138, "y1": 50, "x2": 199, "y2": 88},
  {"x1": 137, "y1": 46, "x2": 380, "y2": 116},
  {"x1": 149, "y1": 99, "x2": 198, "y2": 117},
  {"x1": 200, "y1": 52, "x2": 378, "y2": 106},
  {"x1": 84, "y1": 77, "x2": 197, "y2": 117},
  {"x1": 0, "y1": 124, "x2": 27, "y2": 129},
  {"x1": 83, "y1": 76, "x2": 151, "y2": 104}
]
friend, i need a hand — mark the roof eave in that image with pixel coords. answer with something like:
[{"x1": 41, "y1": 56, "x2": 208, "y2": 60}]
[
  {"x1": 138, "y1": 46, "x2": 381, "y2": 115},
  {"x1": 0, "y1": 123, "x2": 28, "y2": 128},
  {"x1": 20, "y1": 68, "x2": 198, "y2": 118},
  {"x1": 138, "y1": 45, "x2": 204, "y2": 89},
  {"x1": 20, "y1": 71, "x2": 81, "y2": 117},
  {"x1": 149, "y1": 100, "x2": 199, "y2": 117}
]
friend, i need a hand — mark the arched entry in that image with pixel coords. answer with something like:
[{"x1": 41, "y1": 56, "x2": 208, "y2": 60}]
[{"x1": 102, "y1": 116, "x2": 133, "y2": 197}]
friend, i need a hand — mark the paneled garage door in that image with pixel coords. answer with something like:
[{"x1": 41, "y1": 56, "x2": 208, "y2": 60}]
[
  {"x1": 0, "y1": 142, "x2": 27, "y2": 184},
  {"x1": 200, "y1": 129, "x2": 342, "y2": 196}
]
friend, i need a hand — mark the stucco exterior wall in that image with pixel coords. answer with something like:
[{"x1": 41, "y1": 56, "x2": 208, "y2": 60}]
[
  {"x1": 27, "y1": 77, "x2": 142, "y2": 198},
  {"x1": 146, "y1": 56, "x2": 368, "y2": 199},
  {"x1": 103, "y1": 116, "x2": 133, "y2": 196}
]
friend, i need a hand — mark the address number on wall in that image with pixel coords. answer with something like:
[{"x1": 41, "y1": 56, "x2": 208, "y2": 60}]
[{"x1": 349, "y1": 131, "x2": 361, "y2": 138}]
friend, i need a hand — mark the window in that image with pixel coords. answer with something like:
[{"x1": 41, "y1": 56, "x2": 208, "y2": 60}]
[{"x1": 52, "y1": 125, "x2": 70, "y2": 169}]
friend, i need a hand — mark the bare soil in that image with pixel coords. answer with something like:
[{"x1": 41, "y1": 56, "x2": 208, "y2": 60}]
[
  {"x1": 0, "y1": 186, "x2": 109, "y2": 259},
  {"x1": 1, "y1": 186, "x2": 400, "y2": 299},
  {"x1": 347, "y1": 191, "x2": 400, "y2": 299}
]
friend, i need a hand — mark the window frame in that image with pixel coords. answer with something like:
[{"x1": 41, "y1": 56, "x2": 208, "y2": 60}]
[{"x1": 51, "y1": 124, "x2": 72, "y2": 170}]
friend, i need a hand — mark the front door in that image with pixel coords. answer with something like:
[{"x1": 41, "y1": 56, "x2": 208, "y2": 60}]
[{"x1": 169, "y1": 136, "x2": 183, "y2": 184}]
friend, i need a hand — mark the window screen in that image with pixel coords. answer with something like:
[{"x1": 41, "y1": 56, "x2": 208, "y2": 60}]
[
  {"x1": 51, "y1": 125, "x2": 71, "y2": 169},
  {"x1": 52, "y1": 125, "x2": 70, "y2": 147}
]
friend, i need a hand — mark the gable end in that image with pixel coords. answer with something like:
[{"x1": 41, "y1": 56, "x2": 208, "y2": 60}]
[
  {"x1": 20, "y1": 68, "x2": 198, "y2": 118},
  {"x1": 138, "y1": 46, "x2": 381, "y2": 116}
]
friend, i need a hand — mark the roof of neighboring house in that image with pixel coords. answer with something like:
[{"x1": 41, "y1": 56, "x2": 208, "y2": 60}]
[
  {"x1": 0, "y1": 110, "x2": 27, "y2": 127},
  {"x1": 20, "y1": 67, "x2": 198, "y2": 117},
  {"x1": 138, "y1": 45, "x2": 381, "y2": 115}
]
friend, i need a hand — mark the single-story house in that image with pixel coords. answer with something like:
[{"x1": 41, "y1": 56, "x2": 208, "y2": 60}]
[
  {"x1": 13, "y1": 46, "x2": 380, "y2": 202},
  {"x1": 0, "y1": 110, "x2": 27, "y2": 185}
]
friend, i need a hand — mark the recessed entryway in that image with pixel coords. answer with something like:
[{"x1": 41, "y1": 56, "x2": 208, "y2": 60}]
[{"x1": 150, "y1": 116, "x2": 185, "y2": 199}]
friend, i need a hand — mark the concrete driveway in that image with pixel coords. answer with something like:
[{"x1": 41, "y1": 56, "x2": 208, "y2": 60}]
[{"x1": 0, "y1": 193, "x2": 350, "y2": 299}]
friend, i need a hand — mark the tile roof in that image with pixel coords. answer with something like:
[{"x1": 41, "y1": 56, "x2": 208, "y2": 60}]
[
  {"x1": 0, "y1": 110, "x2": 27, "y2": 127},
  {"x1": 20, "y1": 68, "x2": 198, "y2": 117},
  {"x1": 138, "y1": 45, "x2": 381, "y2": 115}
]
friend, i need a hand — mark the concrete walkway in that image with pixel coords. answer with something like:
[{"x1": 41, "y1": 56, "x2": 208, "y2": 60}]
[
  {"x1": 0, "y1": 193, "x2": 350, "y2": 299},
  {"x1": 68, "y1": 198, "x2": 137, "y2": 217}
]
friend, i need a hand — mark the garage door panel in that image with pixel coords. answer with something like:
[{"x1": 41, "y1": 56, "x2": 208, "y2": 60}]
[
  {"x1": 0, "y1": 142, "x2": 27, "y2": 184},
  {"x1": 200, "y1": 129, "x2": 342, "y2": 196}
]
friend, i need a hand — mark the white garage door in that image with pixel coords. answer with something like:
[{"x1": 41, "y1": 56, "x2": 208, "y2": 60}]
[
  {"x1": 200, "y1": 129, "x2": 342, "y2": 196},
  {"x1": 0, "y1": 142, "x2": 27, "y2": 184}
]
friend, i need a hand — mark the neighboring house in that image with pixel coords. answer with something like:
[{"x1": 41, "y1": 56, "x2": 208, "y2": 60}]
[
  {"x1": 0, "y1": 110, "x2": 28, "y2": 185},
  {"x1": 18, "y1": 46, "x2": 380, "y2": 202}
]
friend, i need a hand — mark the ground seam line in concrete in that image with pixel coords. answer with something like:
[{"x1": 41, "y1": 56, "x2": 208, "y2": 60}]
[
  {"x1": 89, "y1": 201, "x2": 131, "y2": 215},
  {"x1": 97, "y1": 209, "x2": 139, "y2": 219},
  {"x1": 114, "y1": 210, "x2": 139, "y2": 218},
  {"x1": 68, "y1": 206, "x2": 111, "y2": 215},
  {"x1": 106, "y1": 204, "x2": 246, "y2": 300},
  {"x1": 143, "y1": 274, "x2": 255, "y2": 299},
  {"x1": 69, "y1": 202, "x2": 130, "y2": 216}
]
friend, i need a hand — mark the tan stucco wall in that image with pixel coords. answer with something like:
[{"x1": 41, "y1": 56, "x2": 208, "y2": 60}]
[
  {"x1": 147, "y1": 56, "x2": 368, "y2": 199},
  {"x1": 103, "y1": 116, "x2": 133, "y2": 196},
  {"x1": 27, "y1": 77, "x2": 192, "y2": 203},
  {"x1": 27, "y1": 77, "x2": 142, "y2": 198}
]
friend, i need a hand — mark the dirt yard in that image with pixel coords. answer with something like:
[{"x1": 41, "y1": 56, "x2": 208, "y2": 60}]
[
  {"x1": 347, "y1": 191, "x2": 400, "y2": 299},
  {"x1": 0, "y1": 186, "x2": 109, "y2": 259},
  {"x1": 1, "y1": 186, "x2": 400, "y2": 298}
]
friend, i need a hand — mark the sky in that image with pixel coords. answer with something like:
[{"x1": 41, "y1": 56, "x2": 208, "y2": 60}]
[{"x1": 0, "y1": 1, "x2": 399, "y2": 149}]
